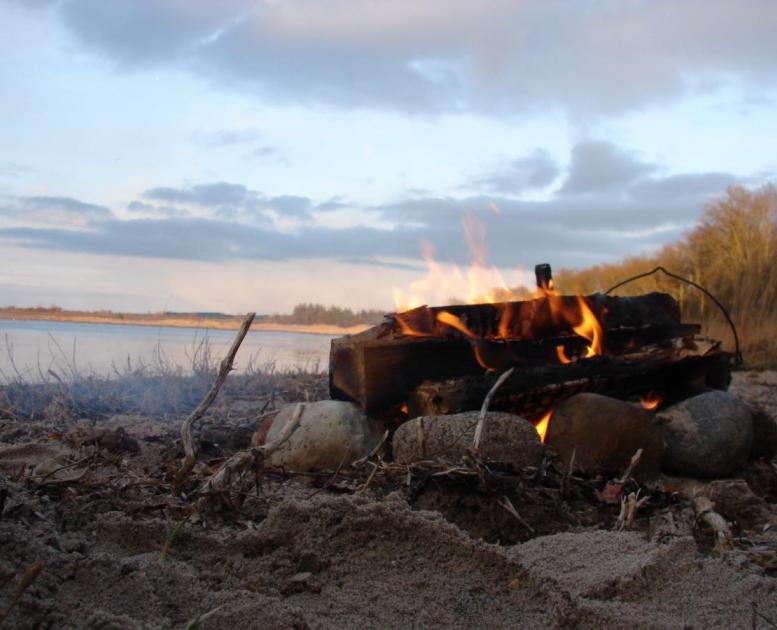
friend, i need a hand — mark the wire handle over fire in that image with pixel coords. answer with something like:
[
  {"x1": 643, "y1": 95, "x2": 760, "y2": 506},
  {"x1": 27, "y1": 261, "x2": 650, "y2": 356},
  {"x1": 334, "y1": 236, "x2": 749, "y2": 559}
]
[{"x1": 603, "y1": 266, "x2": 743, "y2": 366}]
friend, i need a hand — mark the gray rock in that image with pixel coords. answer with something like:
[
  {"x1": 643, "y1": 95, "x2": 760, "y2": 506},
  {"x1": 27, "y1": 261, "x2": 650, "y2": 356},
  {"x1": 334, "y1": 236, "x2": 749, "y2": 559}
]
[
  {"x1": 748, "y1": 402, "x2": 777, "y2": 459},
  {"x1": 656, "y1": 391, "x2": 753, "y2": 478},
  {"x1": 266, "y1": 401, "x2": 384, "y2": 471},
  {"x1": 392, "y1": 411, "x2": 542, "y2": 469},
  {"x1": 707, "y1": 479, "x2": 773, "y2": 529},
  {"x1": 545, "y1": 393, "x2": 664, "y2": 479}
]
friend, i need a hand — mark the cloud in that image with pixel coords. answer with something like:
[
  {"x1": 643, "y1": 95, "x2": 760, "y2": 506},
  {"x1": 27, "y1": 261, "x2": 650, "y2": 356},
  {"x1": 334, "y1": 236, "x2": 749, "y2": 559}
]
[
  {"x1": 140, "y1": 182, "x2": 312, "y2": 221},
  {"x1": 0, "y1": 161, "x2": 31, "y2": 179},
  {"x1": 628, "y1": 172, "x2": 741, "y2": 203},
  {"x1": 194, "y1": 129, "x2": 264, "y2": 147},
  {"x1": 0, "y1": 195, "x2": 111, "y2": 227},
  {"x1": 559, "y1": 141, "x2": 657, "y2": 195},
  {"x1": 49, "y1": 0, "x2": 777, "y2": 116},
  {"x1": 143, "y1": 182, "x2": 250, "y2": 206},
  {"x1": 248, "y1": 146, "x2": 284, "y2": 161},
  {"x1": 126, "y1": 200, "x2": 190, "y2": 218},
  {"x1": 472, "y1": 149, "x2": 560, "y2": 194},
  {"x1": 0, "y1": 141, "x2": 759, "y2": 273},
  {"x1": 24, "y1": 196, "x2": 111, "y2": 217}
]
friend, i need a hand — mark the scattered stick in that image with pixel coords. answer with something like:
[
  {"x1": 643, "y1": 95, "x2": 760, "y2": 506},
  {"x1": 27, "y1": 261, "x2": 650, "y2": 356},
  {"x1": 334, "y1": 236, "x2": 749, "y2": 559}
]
[
  {"x1": 159, "y1": 512, "x2": 192, "y2": 564},
  {"x1": 351, "y1": 430, "x2": 389, "y2": 467},
  {"x1": 618, "y1": 448, "x2": 643, "y2": 484},
  {"x1": 598, "y1": 448, "x2": 644, "y2": 505},
  {"x1": 174, "y1": 312, "x2": 255, "y2": 489},
  {"x1": 693, "y1": 494, "x2": 734, "y2": 553},
  {"x1": 185, "y1": 604, "x2": 227, "y2": 630},
  {"x1": 560, "y1": 448, "x2": 576, "y2": 499},
  {"x1": 357, "y1": 462, "x2": 379, "y2": 494},
  {"x1": 499, "y1": 496, "x2": 535, "y2": 534},
  {"x1": 0, "y1": 560, "x2": 43, "y2": 625},
  {"x1": 473, "y1": 367, "x2": 514, "y2": 454},
  {"x1": 616, "y1": 490, "x2": 650, "y2": 530},
  {"x1": 752, "y1": 602, "x2": 777, "y2": 630},
  {"x1": 197, "y1": 403, "x2": 304, "y2": 505}
]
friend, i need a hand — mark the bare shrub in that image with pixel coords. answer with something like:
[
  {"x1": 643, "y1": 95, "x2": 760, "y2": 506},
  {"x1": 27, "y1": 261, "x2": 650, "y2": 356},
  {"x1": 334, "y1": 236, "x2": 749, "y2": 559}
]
[{"x1": 555, "y1": 184, "x2": 777, "y2": 368}]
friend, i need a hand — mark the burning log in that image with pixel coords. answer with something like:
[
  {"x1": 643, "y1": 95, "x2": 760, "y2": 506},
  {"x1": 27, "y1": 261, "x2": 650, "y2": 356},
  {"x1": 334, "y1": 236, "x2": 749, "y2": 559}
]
[{"x1": 329, "y1": 291, "x2": 730, "y2": 417}]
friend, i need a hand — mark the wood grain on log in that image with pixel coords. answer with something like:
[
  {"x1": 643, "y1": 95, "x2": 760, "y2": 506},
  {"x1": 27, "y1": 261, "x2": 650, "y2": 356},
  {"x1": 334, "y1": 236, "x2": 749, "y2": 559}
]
[{"x1": 329, "y1": 292, "x2": 707, "y2": 414}]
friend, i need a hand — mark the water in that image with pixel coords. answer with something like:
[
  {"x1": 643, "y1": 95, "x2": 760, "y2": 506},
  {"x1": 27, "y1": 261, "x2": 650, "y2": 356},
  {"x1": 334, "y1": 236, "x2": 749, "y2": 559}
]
[{"x1": 0, "y1": 319, "x2": 334, "y2": 381}]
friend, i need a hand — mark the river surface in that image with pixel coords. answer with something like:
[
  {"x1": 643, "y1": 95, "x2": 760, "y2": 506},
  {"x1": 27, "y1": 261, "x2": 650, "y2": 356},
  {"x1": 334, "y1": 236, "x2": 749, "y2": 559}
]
[{"x1": 0, "y1": 319, "x2": 333, "y2": 381}]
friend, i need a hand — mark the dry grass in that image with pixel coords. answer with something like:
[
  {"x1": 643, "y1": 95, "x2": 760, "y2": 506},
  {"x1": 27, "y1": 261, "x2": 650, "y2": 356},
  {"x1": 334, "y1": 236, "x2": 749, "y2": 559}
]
[
  {"x1": 555, "y1": 184, "x2": 777, "y2": 369},
  {"x1": 0, "y1": 335, "x2": 328, "y2": 422}
]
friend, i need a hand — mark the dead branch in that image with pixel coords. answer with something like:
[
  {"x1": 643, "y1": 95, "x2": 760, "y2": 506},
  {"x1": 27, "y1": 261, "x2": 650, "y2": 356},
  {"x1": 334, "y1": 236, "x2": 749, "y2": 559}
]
[
  {"x1": 174, "y1": 312, "x2": 255, "y2": 489},
  {"x1": 616, "y1": 490, "x2": 650, "y2": 530},
  {"x1": 618, "y1": 448, "x2": 643, "y2": 484},
  {"x1": 0, "y1": 560, "x2": 43, "y2": 625},
  {"x1": 499, "y1": 495, "x2": 535, "y2": 533},
  {"x1": 352, "y1": 430, "x2": 389, "y2": 467},
  {"x1": 197, "y1": 402, "x2": 304, "y2": 504},
  {"x1": 693, "y1": 494, "x2": 734, "y2": 553},
  {"x1": 473, "y1": 367, "x2": 514, "y2": 454}
]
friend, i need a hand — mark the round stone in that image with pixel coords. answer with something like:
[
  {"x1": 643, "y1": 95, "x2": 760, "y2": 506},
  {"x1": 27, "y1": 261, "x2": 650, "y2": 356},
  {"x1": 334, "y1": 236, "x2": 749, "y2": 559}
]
[
  {"x1": 544, "y1": 393, "x2": 664, "y2": 479},
  {"x1": 656, "y1": 391, "x2": 753, "y2": 478},
  {"x1": 266, "y1": 400, "x2": 384, "y2": 471},
  {"x1": 392, "y1": 411, "x2": 542, "y2": 470}
]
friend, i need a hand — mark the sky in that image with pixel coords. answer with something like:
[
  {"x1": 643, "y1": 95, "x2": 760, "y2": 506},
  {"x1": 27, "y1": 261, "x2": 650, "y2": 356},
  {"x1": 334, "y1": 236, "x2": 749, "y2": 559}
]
[{"x1": 1, "y1": 0, "x2": 776, "y2": 314}]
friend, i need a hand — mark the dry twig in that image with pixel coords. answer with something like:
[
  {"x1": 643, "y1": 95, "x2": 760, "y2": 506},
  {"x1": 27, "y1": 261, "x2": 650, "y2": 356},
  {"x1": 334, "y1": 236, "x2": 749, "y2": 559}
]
[
  {"x1": 197, "y1": 402, "x2": 304, "y2": 505},
  {"x1": 174, "y1": 312, "x2": 255, "y2": 489},
  {"x1": 693, "y1": 494, "x2": 734, "y2": 553},
  {"x1": 0, "y1": 560, "x2": 43, "y2": 625},
  {"x1": 499, "y1": 495, "x2": 535, "y2": 533},
  {"x1": 616, "y1": 490, "x2": 650, "y2": 530},
  {"x1": 473, "y1": 367, "x2": 514, "y2": 454}
]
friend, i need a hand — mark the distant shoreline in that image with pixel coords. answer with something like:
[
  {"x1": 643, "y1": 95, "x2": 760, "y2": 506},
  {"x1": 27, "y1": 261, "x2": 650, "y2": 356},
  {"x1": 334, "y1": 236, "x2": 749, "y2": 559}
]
[{"x1": 0, "y1": 311, "x2": 370, "y2": 336}]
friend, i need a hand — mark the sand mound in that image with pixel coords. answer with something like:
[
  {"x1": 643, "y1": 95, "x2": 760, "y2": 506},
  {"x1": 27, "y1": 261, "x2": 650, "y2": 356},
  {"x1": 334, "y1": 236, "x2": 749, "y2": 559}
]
[{"x1": 2, "y1": 481, "x2": 776, "y2": 629}]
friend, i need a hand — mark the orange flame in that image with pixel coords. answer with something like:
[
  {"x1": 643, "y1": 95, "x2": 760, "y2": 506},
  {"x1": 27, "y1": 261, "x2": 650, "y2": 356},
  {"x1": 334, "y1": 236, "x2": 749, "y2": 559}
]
[
  {"x1": 572, "y1": 296, "x2": 603, "y2": 358},
  {"x1": 547, "y1": 292, "x2": 603, "y2": 362},
  {"x1": 393, "y1": 215, "x2": 530, "y2": 312},
  {"x1": 556, "y1": 344, "x2": 571, "y2": 364},
  {"x1": 534, "y1": 409, "x2": 552, "y2": 444},
  {"x1": 392, "y1": 214, "x2": 606, "y2": 367},
  {"x1": 435, "y1": 311, "x2": 477, "y2": 339},
  {"x1": 639, "y1": 392, "x2": 662, "y2": 411}
]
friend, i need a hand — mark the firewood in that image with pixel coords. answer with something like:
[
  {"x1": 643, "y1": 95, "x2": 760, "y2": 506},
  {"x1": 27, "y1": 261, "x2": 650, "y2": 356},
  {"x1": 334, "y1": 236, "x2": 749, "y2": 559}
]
[
  {"x1": 330, "y1": 292, "x2": 690, "y2": 413},
  {"x1": 408, "y1": 339, "x2": 730, "y2": 418}
]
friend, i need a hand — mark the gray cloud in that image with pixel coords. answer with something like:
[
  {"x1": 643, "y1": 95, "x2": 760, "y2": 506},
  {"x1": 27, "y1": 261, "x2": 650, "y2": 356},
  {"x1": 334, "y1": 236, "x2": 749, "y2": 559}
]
[
  {"x1": 0, "y1": 161, "x2": 31, "y2": 179},
  {"x1": 126, "y1": 200, "x2": 190, "y2": 218},
  {"x1": 47, "y1": 0, "x2": 777, "y2": 116},
  {"x1": 194, "y1": 129, "x2": 264, "y2": 147},
  {"x1": 628, "y1": 172, "x2": 741, "y2": 203},
  {"x1": 560, "y1": 141, "x2": 657, "y2": 195},
  {"x1": 143, "y1": 182, "x2": 250, "y2": 207},
  {"x1": 0, "y1": 141, "x2": 761, "y2": 273},
  {"x1": 473, "y1": 149, "x2": 560, "y2": 194},
  {"x1": 141, "y1": 182, "x2": 312, "y2": 221},
  {"x1": 23, "y1": 196, "x2": 111, "y2": 217}
]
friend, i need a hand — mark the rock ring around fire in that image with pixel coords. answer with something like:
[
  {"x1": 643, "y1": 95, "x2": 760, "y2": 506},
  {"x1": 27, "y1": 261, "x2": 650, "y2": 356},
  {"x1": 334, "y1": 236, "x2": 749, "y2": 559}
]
[
  {"x1": 656, "y1": 390, "x2": 753, "y2": 478},
  {"x1": 392, "y1": 411, "x2": 543, "y2": 469},
  {"x1": 544, "y1": 393, "x2": 665, "y2": 480}
]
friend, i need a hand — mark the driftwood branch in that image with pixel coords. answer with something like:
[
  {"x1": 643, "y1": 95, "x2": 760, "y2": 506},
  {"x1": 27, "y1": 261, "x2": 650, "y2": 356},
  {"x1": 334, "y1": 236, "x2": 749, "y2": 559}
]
[
  {"x1": 473, "y1": 367, "x2": 514, "y2": 453},
  {"x1": 197, "y1": 402, "x2": 305, "y2": 502},
  {"x1": 174, "y1": 312, "x2": 255, "y2": 489},
  {"x1": 693, "y1": 495, "x2": 734, "y2": 553}
]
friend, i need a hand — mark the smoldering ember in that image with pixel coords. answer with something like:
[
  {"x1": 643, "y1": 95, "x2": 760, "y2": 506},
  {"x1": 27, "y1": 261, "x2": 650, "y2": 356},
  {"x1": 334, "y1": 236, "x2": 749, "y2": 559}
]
[{"x1": 1, "y1": 260, "x2": 777, "y2": 628}]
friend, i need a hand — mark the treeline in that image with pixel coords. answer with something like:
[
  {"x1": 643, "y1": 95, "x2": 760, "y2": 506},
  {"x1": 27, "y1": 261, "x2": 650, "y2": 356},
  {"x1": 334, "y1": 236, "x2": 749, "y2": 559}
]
[
  {"x1": 266, "y1": 303, "x2": 387, "y2": 327},
  {"x1": 554, "y1": 184, "x2": 777, "y2": 366}
]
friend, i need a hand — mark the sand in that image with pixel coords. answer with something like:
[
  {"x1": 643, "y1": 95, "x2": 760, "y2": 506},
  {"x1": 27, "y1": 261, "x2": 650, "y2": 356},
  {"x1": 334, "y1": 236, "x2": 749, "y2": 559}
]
[{"x1": 0, "y1": 372, "x2": 775, "y2": 628}]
